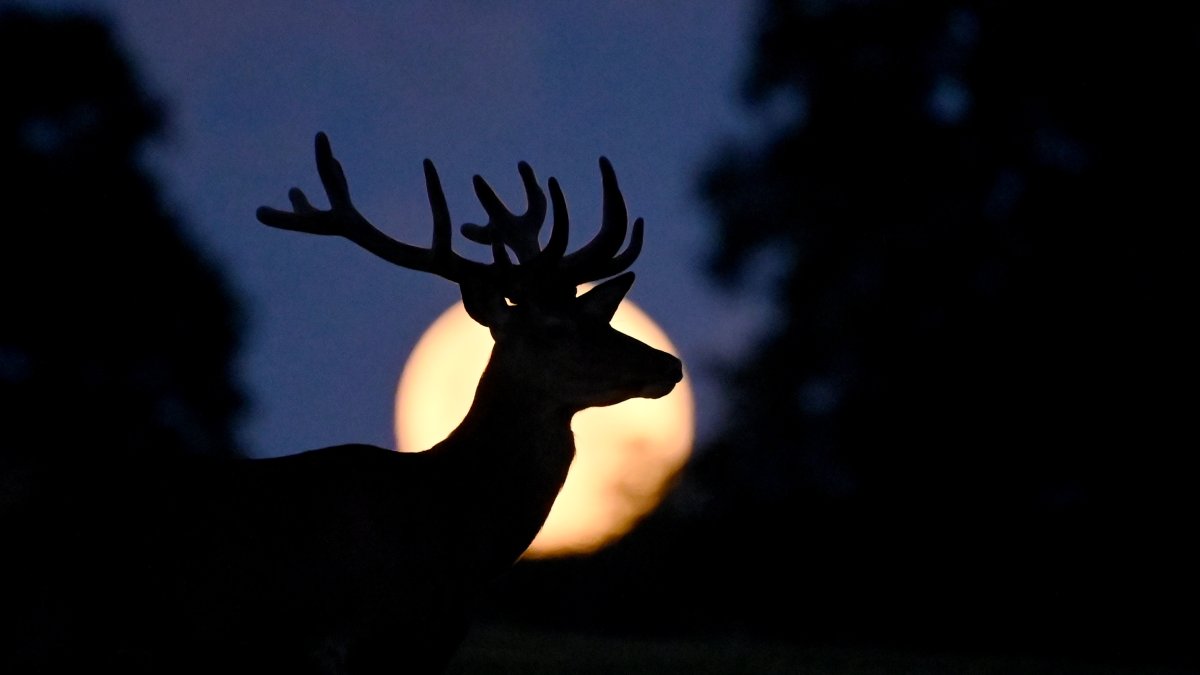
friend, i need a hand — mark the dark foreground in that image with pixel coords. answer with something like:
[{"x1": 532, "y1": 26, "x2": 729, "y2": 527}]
[{"x1": 446, "y1": 622, "x2": 1194, "y2": 675}]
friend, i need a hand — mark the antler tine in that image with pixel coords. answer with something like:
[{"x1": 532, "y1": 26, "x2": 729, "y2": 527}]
[
  {"x1": 461, "y1": 162, "x2": 548, "y2": 263},
  {"x1": 533, "y1": 177, "x2": 571, "y2": 266},
  {"x1": 566, "y1": 217, "x2": 643, "y2": 286},
  {"x1": 421, "y1": 159, "x2": 454, "y2": 263},
  {"x1": 556, "y1": 156, "x2": 640, "y2": 284},
  {"x1": 256, "y1": 133, "x2": 494, "y2": 284},
  {"x1": 460, "y1": 157, "x2": 641, "y2": 293},
  {"x1": 500, "y1": 176, "x2": 573, "y2": 304},
  {"x1": 456, "y1": 162, "x2": 574, "y2": 302}
]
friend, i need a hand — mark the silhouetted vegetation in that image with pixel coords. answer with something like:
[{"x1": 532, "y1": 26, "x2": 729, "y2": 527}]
[
  {"x1": 2, "y1": 8, "x2": 244, "y2": 672},
  {"x1": 697, "y1": 0, "x2": 1195, "y2": 538},
  {"x1": 485, "y1": 2, "x2": 1197, "y2": 670},
  {"x1": 0, "y1": 8, "x2": 243, "y2": 471}
]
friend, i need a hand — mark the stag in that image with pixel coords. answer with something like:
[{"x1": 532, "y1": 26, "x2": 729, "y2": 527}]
[{"x1": 6, "y1": 133, "x2": 681, "y2": 674}]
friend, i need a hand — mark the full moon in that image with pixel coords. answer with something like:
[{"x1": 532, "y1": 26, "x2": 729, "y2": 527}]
[{"x1": 395, "y1": 295, "x2": 694, "y2": 558}]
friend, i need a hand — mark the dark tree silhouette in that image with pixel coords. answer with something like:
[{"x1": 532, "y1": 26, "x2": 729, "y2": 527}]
[
  {"x1": 0, "y1": 8, "x2": 243, "y2": 471},
  {"x1": 700, "y1": 0, "x2": 1195, "y2": 514},
  {"x1": 1, "y1": 8, "x2": 243, "y2": 672},
  {"x1": 682, "y1": 0, "x2": 1196, "y2": 661}
]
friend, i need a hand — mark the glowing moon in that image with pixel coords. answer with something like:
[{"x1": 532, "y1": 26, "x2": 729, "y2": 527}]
[{"x1": 395, "y1": 295, "x2": 693, "y2": 558}]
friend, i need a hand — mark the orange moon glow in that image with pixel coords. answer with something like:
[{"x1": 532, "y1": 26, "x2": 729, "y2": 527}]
[{"x1": 395, "y1": 296, "x2": 694, "y2": 558}]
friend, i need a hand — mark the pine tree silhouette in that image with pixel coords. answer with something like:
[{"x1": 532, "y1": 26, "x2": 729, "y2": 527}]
[
  {"x1": 0, "y1": 8, "x2": 243, "y2": 471},
  {"x1": 2, "y1": 8, "x2": 244, "y2": 672}
]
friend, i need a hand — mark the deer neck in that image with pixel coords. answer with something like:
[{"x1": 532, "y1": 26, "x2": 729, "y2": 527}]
[
  {"x1": 444, "y1": 357, "x2": 576, "y2": 477},
  {"x1": 430, "y1": 356, "x2": 577, "y2": 558}
]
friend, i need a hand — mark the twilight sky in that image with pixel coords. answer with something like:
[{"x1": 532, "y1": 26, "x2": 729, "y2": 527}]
[{"x1": 25, "y1": 0, "x2": 768, "y2": 458}]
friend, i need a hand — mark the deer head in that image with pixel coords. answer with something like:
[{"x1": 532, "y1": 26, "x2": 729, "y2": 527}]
[{"x1": 256, "y1": 133, "x2": 682, "y2": 419}]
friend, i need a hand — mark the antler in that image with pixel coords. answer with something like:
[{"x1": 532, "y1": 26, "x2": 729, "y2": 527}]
[
  {"x1": 256, "y1": 133, "x2": 490, "y2": 283},
  {"x1": 559, "y1": 157, "x2": 644, "y2": 286},
  {"x1": 256, "y1": 133, "x2": 644, "y2": 303}
]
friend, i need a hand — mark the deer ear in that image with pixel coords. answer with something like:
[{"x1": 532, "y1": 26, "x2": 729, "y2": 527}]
[
  {"x1": 461, "y1": 282, "x2": 509, "y2": 329},
  {"x1": 578, "y1": 272, "x2": 634, "y2": 322}
]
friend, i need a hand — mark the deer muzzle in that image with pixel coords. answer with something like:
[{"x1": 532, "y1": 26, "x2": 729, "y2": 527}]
[{"x1": 637, "y1": 353, "x2": 683, "y2": 400}]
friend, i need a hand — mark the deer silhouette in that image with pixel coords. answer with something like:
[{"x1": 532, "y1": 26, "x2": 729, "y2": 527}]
[
  {"x1": 4, "y1": 133, "x2": 681, "y2": 674},
  {"x1": 249, "y1": 133, "x2": 682, "y2": 672}
]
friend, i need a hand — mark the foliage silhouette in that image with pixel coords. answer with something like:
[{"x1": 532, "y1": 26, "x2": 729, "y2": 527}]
[
  {"x1": 0, "y1": 7, "x2": 244, "y2": 470},
  {"x1": 699, "y1": 0, "x2": 1195, "y2": 512},
  {"x1": 1, "y1": 7, "x2": 243, "y2": 673},
  {"x1": 683, "y1": 0, "x2": 1195, "y2": 663}
]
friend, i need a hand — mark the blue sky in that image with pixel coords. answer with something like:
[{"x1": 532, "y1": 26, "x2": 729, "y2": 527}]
[{"x1": 25, "y1": 0, "x2": 770, "y2": 457}]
